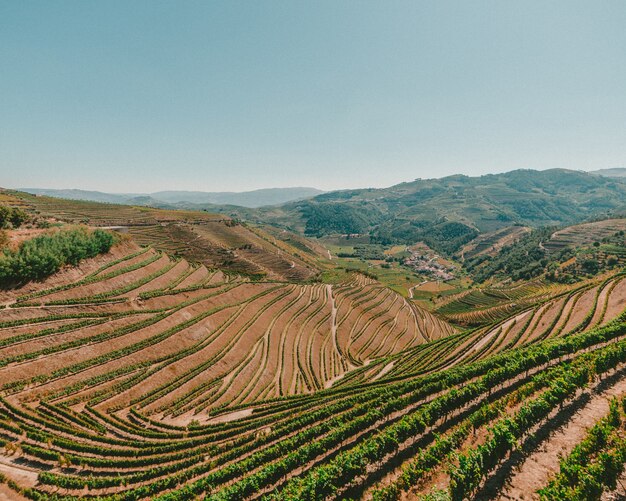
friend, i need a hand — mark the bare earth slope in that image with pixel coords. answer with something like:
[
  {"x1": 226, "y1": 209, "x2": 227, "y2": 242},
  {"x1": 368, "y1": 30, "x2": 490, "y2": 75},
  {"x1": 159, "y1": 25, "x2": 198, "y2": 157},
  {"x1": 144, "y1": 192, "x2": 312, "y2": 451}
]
[{"x1": 0, "y1": 242, "x2": 454, "y2": 425}]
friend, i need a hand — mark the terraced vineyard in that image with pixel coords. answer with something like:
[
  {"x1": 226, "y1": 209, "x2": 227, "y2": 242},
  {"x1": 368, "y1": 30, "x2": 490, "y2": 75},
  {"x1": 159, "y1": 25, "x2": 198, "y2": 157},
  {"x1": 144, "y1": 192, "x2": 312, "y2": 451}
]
[
  {"x1": 430, "y1": 273, "x2": 626, "y2": 365},
  {"x1": 0, "y1": 241, "x2": 453, "y2": 420},
  {"x1": 0, "y1": 231, "x2": 626, "y2": 500},
  {"x1": 459, "y1": 225, "x2": 530, "y2": 260},
  {"x1": 434, "y1": 281, "x2": 561, "y2": 326},
  {"x1": 9, "y1": 191, "x2": 322, "y2": 281},
  {"x1": 545, "y1": 218, "x2": 626, "y2": 252},
  {"x1": 4, "y1": 188, "x2": 626, "y2": 500}
]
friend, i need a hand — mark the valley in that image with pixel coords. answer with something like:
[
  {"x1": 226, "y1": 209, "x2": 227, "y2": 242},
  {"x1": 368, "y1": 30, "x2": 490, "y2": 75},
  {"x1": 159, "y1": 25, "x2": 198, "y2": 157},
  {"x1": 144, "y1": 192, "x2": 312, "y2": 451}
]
[
  {"x1": 1, "y1": 169, "x2": 626, "y2": 501},
  {"x1": 5, "y1": 4, "x2": 625, "y2": 499}
]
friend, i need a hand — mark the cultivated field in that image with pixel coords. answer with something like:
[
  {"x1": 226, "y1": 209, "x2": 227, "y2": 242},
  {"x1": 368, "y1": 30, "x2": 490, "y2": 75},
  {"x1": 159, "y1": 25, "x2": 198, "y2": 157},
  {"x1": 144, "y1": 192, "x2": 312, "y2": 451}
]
[
  {"x1": 459, "y1": 225, "x2": 531, "y2": 260},
  {"x1": 434, "y1": 280, "x2": 562, "y2": 326},
  {"x1": 1, "y1": 237, "x2": 626, "y2": 499},
  {"x1": 3, "y1": 191, "x2": 626, "y2": 500},
  {"x1": 545, "y1": 218, "x2": 626, "y2": 252},
  {"x1": 0, "y1": 240, "x2": 452, "y2": 417},
  {"x1": 10, "y1": 191, "x2": 323, "y2": 281}
]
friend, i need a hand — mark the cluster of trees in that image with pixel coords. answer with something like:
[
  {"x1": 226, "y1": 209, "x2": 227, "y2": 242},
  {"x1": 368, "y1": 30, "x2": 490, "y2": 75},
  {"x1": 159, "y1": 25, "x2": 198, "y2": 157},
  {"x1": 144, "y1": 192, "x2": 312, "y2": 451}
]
[
  {"x1": 301, "y1": 202, "x2": 383, "y2": 237},
  {"x1": 466, "y1": 223, "x2": 626, "y2": 284},
  {"x1": 0, "y1": 227, "x2": 115, "y2": 287},
  {"x1": 336, "y1": 244, "x2": 387, "y2": 260},
  {"x1": 0, "y1": 205, "x2": 29, "y2": 229},
  {"x1": 465, "y1": 228, "x2": 559, "y2": 282},
  {"x1": 372, "y1": 219, "x2": 478, "y2": 255}
]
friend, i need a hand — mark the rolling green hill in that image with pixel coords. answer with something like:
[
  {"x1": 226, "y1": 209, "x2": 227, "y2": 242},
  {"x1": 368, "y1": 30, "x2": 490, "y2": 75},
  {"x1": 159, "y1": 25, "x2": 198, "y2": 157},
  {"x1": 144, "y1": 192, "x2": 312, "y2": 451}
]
[{"x1": 232, "y1": 169, "x2": 626, "y2": 255}]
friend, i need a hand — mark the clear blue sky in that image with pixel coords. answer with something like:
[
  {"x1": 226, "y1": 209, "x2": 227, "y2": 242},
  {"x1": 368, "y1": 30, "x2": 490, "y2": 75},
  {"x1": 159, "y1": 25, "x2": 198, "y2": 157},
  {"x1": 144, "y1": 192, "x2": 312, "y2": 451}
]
[{"x1": 2, "y1": 1, "x2": 626, "y2": 192}]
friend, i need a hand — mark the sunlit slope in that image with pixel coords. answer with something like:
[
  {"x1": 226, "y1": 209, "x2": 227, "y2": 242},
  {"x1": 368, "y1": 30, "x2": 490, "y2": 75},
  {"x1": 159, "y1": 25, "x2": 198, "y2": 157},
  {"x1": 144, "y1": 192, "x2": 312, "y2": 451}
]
[
  {"x1": 459, "y1": 225, "x2": 531, "y2": 260},
  {"x1": 3, "y1": 196, "x2": 626, "y2": 500},
  {"x1": 434, "y1": 281, "x2": 569, "y2": 326},
  {"x1": 0, "y1": 242, "x2": 454, "y2": 425},
  {"x1": 421, "y1": 271, "x2": 626, "y2": 369},
  {"x1": 1, "y1": 272, "x2": 626, "y2": 499},
  {"x1": 10, "y1": 190, "x2": 324, "y2": 281},
  {"x1": 545, "y1": 217, "x2": 626, "y2": 252}
]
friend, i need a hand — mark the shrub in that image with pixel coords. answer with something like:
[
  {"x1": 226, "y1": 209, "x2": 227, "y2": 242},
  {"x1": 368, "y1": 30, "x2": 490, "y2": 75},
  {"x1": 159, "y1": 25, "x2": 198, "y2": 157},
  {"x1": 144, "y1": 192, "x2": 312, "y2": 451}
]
[
  {"x1": 0, "y1": 227, "x2": 116, "y2": 287},
  {"x1": 0, "y1": 205, "x2": 29, "y2": 228}
]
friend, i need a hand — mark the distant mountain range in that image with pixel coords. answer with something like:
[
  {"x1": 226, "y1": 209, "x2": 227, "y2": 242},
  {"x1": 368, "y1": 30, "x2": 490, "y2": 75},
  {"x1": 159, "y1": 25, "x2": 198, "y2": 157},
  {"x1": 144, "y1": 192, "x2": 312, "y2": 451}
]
[
  {"x1": 590, "y1": 168, "x2": 626, "y2": 178},
  {"x1": 18, "y1": 187, "x2": 324, "y2": 208}
]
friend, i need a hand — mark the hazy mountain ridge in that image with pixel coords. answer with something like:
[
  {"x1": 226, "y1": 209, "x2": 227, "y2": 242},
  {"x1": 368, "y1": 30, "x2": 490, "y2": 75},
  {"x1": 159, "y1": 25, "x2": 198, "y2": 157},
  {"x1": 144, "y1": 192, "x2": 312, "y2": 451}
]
[
  {"x1": 590, "y1": 167, "x2": 626, "y2": 178},
  {"x1": 19, "y1": 186, "x2": 324, "y2": 208}
]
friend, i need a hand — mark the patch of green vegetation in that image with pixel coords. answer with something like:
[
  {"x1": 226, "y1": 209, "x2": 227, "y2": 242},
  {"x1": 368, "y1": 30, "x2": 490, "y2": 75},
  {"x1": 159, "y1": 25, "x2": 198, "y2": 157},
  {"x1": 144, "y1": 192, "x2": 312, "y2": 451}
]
[
  {"x1": 0, "y1": 227, "x2": 116, "y2": 287},
  {"x1": 372, "y1": 219, "x2": 479, "y2": 255},
  {"x1": 466, "y1": 224, "x2": 626, "y2": 285},
  {"x1": 409, "y1": 289, "x2": 433, "y2": 300},
  {"x1": 0, "y1": 204, "x2": 29, "y2": 228},
  {"x1": 319, "y1": 267, "x2": 351, "y2": 284},
  {"x1": 465, "y1": 228, "x2": 556, "y2": 282},
  {"x1": 336, "y1": 244, "x2": 387, "y2": 260},
  {"x1": 239, "y1": 169, "x2": 626, "y2": 256},
  {"x1": 301, "y1": 202, "x2": 384, "y2": 237},
  {"x1": 329, "y1": 255, "x2": 423, "y2": 296}
]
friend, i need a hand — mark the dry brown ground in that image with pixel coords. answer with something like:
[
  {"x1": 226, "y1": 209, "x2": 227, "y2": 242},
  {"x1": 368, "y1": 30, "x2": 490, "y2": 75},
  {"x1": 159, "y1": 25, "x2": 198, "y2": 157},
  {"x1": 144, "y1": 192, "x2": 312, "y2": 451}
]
[
  {"x1": 39, "y1": 253, "x2": 171, "y2": 302},
  {"x1": 0, "y1": 314, "x2": 153, "y2": 359},
  {"x1": 561, "y1": 287, "x2": 598, "y2": 333},
  {"x1": 6, "y1": 228, "x2": 50, "y2": 251},
  {"x1": 174, "y1": 265, "x2": 209, "y2": 288},
  {"x1": 1, "y1": 240, "x2": 456, "y2": 427},
  {"x1": 604, "y1": 277, "x2": 626, "y2": 325},
  {"x1": 0, "y1": 483, "x2": 28, "y2": 501},
  {"x1": 498, "y1": 377, "x2": 626, "y2": 500},
  {"x1": 128, "y1": 259, "x2": 190, "y2": 295}
]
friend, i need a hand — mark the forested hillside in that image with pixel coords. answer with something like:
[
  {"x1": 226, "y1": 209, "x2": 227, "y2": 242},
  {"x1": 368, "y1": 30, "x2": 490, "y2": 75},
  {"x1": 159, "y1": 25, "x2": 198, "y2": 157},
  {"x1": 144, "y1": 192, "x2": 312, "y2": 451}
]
[{"x1": 234, "y1": 169, "x2": 626, "y2": 255}]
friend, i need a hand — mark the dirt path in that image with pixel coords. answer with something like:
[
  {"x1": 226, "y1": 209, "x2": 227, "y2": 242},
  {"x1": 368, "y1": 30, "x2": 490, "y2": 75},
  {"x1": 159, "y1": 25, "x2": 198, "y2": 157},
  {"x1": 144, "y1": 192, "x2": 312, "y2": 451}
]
[
  {"x1": 205, "y1": 408, "x2": 254, "y2": 425},
  {"x1": 497, "y1": 373, "x2": 626, "y2": 500},
  {"x1": 0, "y1": 455, "x2": 39, "y2": 492},
  {"x1": 408, "y1": 281, "x2": 429, "y2": 299},
  {"x1": 324, "y1": 284, "x2": 345, "y2": 388},
  {"x1": 371, "y1": 362, "x2": 394, "y2": 382}
]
